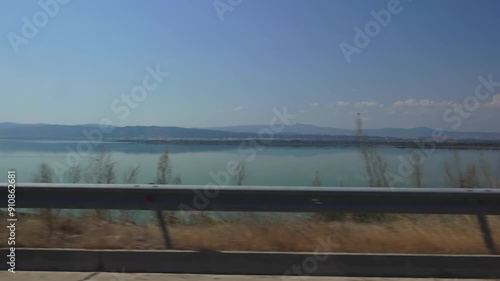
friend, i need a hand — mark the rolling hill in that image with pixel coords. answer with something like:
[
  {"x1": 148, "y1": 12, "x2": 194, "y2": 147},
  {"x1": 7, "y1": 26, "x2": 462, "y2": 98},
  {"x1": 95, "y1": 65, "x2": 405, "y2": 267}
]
[{"x1": 0, "y1": 123, "x2": 499, "y2": 140}]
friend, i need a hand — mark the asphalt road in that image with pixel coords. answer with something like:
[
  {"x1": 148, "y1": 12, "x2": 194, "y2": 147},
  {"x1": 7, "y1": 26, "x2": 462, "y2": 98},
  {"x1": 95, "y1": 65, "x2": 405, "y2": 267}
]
[{"x1": 0, "y1": 272, "x2": 485, "y2": 281}]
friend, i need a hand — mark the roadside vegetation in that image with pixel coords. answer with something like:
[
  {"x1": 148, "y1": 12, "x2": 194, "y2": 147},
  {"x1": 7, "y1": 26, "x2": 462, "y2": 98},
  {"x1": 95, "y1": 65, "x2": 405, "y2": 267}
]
[{"x1": 1, "y1": 211, "x2": 499, "y2": 254}]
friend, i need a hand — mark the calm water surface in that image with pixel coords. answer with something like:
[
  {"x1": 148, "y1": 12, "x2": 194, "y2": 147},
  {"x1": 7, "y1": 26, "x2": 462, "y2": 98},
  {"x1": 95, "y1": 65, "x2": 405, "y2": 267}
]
[{"x1": 1, "y1": 139, "x2": 499, "y2": 188}]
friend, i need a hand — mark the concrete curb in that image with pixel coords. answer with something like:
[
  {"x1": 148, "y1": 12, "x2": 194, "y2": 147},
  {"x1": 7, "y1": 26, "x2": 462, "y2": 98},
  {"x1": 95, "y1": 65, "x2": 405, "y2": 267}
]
[{"x1": 1, "y1": 248, "x2": 500, "y2": 278}]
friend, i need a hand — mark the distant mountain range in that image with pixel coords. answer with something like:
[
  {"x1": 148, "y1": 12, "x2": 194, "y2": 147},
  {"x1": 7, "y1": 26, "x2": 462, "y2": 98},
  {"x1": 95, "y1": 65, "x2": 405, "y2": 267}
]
[
  {"x1": 207, "y1": 124, "x2": 500, "y2": 140},
  {"x1": 0, "y1": 123, "x2": 256, "y2": 140},
  {"x1": 0, "y1": 122, "x2": 499, "y2": 140}
]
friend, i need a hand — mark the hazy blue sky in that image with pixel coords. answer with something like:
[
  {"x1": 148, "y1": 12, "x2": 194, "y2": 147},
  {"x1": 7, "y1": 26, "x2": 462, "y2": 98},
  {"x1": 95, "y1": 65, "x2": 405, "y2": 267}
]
[{"x1": 1, "y1": 0, "x2": 499, "y2": 131}]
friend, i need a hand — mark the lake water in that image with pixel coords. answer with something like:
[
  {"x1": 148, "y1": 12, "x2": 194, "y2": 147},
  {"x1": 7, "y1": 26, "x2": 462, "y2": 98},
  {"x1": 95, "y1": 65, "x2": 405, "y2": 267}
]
[{"x1": 1, "y1": 139, "x2": 499, "y2": 188}]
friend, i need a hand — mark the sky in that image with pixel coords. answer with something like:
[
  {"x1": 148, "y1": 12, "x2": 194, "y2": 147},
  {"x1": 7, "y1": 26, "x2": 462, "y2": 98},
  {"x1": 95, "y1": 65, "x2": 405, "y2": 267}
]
[{"x1": 0, "y1": 0, "x2": 499, "y2": 131}]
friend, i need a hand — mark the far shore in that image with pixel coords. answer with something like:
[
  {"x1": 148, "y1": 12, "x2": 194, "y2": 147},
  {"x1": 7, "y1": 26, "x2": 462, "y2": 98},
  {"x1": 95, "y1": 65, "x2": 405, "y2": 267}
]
[{"x1": 3, "y1": 137, "x2": 499, "y2": 149}]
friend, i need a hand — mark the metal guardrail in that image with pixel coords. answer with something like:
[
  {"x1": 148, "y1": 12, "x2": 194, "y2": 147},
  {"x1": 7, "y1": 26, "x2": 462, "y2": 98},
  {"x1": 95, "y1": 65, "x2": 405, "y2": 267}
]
[
  {"x1": 4, "y1": 183, "x2": 500, "y2": 214},
  {"x1": 2, "y1": 183, "x2": 499, "y2": 277}
]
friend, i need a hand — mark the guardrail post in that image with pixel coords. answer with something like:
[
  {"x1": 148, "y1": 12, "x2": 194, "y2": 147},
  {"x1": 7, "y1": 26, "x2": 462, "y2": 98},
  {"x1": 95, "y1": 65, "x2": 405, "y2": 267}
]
[
  {"x1": 156, "y1": 210, "x2": 173, "y2": 249},
  {"x1": 477, "y1": 215, "x2": 497, "y2": 255},
  {"x1": 473, "y1": 198, "x2": 497, "y2": 255}
]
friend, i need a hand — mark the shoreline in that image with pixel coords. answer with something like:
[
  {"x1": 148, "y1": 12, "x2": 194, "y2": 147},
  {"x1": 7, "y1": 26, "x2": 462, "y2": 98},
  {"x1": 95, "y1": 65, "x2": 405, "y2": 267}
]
[{"x1": 1, "y1": 137, "x2": 500, "y2": 149}]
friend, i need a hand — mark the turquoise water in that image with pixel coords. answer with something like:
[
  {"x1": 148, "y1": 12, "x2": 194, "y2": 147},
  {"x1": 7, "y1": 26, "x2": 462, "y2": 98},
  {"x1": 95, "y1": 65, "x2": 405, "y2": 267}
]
[{"x1": 1, "y1": 139, "x2": 499, "y2": 188}]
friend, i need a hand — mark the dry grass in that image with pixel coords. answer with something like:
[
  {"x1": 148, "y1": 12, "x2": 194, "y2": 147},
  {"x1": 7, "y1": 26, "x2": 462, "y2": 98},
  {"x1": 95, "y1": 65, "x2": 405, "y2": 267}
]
[{"x1": 1, "y1": 212, "x2": 499, "y2": 254}]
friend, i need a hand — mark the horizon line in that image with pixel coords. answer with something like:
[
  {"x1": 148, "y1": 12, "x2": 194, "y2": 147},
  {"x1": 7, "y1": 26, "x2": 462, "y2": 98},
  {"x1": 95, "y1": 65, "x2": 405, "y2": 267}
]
[{"x1": 1, "y1": 121, "x2": 499, "y2": 134}]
